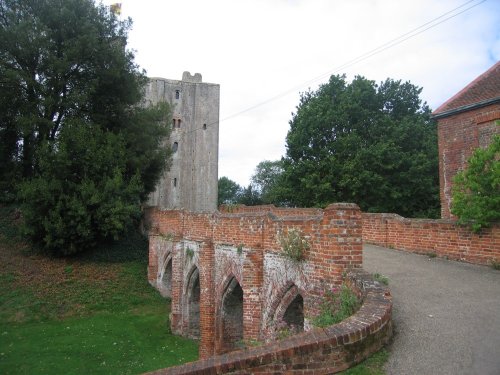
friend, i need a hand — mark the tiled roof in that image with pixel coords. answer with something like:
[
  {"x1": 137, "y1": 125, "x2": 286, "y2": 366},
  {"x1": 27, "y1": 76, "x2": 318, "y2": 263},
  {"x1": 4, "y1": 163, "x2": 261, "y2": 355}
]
[{"x1": 433, "y1": 61, "x2": 500, "y2": 117}]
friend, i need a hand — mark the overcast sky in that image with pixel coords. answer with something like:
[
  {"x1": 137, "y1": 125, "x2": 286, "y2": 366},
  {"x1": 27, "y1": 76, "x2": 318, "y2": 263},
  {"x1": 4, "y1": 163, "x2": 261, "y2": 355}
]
[{"x1": 102, "y1": 0, "x2": 500, "y2": 187}]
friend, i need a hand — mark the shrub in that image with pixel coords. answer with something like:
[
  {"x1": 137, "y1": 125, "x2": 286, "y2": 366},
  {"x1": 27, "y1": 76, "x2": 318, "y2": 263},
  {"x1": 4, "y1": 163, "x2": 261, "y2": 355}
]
[
  {"x1": 312, "y1": 284, "x2": 360, "y2": 327},
  {"x1": 18, "y1": 124, "x2": 143, "y2": 255},
  {"x1": 373, "y1": 272, "x2": 389, "y2": 285},
  {"x1": 278, "y1": 228, "x2": 309, "y2": 262},
  {"x1": 451, "y1": 133, "x2": 500, "y2": 232}
]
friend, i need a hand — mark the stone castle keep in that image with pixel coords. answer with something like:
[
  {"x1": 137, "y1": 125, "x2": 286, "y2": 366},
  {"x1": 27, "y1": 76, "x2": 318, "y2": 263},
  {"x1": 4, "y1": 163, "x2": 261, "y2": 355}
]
[{"x1": 145, "y1": 72, "x2": 219, "y2": 212}]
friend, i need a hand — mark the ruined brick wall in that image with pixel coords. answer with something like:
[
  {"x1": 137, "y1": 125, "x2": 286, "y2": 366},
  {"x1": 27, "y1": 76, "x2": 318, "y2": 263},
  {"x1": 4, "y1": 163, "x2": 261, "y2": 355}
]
[
  {"x1": 437, "y1": 104, "x2": 499, "y2": 219},
  {"x1": 146, "y1": 203, "x2": 362, "y2": 358},
  {"x1": 363, "y1": 213, "x2": 500, "y2": 265},
  {"x1": 145, "y1": 269, "x2": 392, "y2": 375}
]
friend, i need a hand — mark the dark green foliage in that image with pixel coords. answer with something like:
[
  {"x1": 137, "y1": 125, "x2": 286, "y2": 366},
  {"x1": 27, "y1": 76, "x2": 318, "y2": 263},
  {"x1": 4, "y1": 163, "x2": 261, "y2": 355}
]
[
  {"x1": 238, "y1": 184, "x2": 264, "y2": 206},
  {"x1": 18, "y1": 123, "x2": 143, "y2": 255},
  {"x1": 451, "y1": 134, "x2": 500, "y2": 232},
  {"x1": 218, "y1": 176, "x2": 242, "y2": 206},
  {"x1": 217, "y1": 177, "x2": 264, "y2": 206},
  {"x1": 277, "y1": 75, "x2": 440, "y2": 218},
  {"x1": 1, "y1": 0, "x2": 171, "y2": 254},
  {"x1": 250, "y1": 160, "x2": 284, "y2": 204},
  {"x1": 219, "y1": 160, "x2": 285, "y2": 208}
]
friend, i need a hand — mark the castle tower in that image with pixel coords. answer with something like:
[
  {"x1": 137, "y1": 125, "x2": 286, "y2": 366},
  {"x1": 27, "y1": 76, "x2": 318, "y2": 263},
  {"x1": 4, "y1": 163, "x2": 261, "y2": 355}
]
[{"x1": 145, "y1": 72, "x2": 219, "y2": 212}]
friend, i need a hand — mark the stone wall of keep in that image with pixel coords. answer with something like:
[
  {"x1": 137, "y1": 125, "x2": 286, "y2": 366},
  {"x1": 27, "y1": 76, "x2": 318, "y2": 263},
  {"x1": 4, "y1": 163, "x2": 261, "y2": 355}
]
[{"x1": 362, "y1": 213, "x2": 500, "y2": 265}]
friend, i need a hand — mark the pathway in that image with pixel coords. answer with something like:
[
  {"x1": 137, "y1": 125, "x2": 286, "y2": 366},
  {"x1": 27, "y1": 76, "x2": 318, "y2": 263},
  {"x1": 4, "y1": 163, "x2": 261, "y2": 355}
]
[{"x1": 363, "y1": 244, "x2": 500, "y2": 375}]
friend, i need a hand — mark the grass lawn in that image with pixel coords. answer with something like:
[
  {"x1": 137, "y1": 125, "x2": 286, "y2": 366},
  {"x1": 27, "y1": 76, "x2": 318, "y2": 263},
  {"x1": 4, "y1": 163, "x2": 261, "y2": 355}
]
[
  {"x1": 0, "y1": 205, "x2": 198, "y2": 374},
  {"x1": 342, "y1": 349, "x2": 389, "y2": 375},
  {"x1": 0, "y1": 204, "x2": 388, "y2": 374}
]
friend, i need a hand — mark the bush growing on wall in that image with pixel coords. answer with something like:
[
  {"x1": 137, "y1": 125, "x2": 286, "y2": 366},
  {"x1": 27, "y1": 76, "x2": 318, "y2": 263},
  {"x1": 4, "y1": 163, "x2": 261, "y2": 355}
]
[{"x1": 451, "y1": 133, "x2": 499, "y2": 232}]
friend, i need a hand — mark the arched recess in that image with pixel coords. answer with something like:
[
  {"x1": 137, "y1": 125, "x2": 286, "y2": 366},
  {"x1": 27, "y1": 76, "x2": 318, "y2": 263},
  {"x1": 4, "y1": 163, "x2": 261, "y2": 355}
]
[
  {"x1": 219, "y1": 276, "x2": 243, "y2": 352},
  {"x1": 271, "y1": 284, "x2": 304, "y2": 336},
  {"x1": 160, "y1": 254, "x2": 172, "y2": 298},
  {"x1": 185, "y1": 267, "x2": 200, "y2": 339},
  {"x1": 283, "y1": 294, "x2": 304, "y2": 330}
]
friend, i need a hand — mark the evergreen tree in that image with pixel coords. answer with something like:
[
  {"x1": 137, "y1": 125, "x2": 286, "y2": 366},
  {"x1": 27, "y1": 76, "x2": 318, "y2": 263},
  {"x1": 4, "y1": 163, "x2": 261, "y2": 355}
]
[{"x1": 0, "y1": 0, "x2": 171, "y2": 254}]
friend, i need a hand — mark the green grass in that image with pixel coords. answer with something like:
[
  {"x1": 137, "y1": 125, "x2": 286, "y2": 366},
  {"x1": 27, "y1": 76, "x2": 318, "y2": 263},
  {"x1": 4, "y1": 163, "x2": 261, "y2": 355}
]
[
  {"x1": 341, "y1": 348, "x2": 389, "y2": 375},
  {"x1": 0, "y1": 204, "x2": 198, "y2": 374},
  {"x1": 0, "y1": 204, "x2": 388, "y2": 374},
  {"x1": 0, "y1": 313, "x2": 197, "y2": 374},
  {"x1": 373, "y1": 272, "x2": 390, "y2": 285}
]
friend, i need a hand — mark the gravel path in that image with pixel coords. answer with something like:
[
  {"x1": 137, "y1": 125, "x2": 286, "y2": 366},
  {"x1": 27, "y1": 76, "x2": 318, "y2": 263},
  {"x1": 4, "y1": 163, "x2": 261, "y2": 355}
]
[{"x1": 363, "y1": 244, "x2": 500, "y2": 375}]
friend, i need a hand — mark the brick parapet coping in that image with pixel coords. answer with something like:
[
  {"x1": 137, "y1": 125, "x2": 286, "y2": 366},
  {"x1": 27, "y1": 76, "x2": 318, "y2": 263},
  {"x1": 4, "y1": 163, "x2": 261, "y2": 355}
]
[
  {"x1": 144, "y1": 269, "x2": 392, "y2": 375},
  {"x1": 362, "y1": 213, "x2": 500, "y2": 266}
]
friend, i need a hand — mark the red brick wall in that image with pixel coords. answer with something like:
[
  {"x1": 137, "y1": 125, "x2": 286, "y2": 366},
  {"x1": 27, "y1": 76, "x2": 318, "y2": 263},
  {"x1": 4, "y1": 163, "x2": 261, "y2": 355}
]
[
  {"x1": 145, "y1": 203, "x2": 363, "y2": 359},
  {"x1": 437, "y1": 104, "x2": 500, "y2": 219},
  {"x1": 145, "y1": 269, "x2": 392, "y2": 375},
  {"x1": 363, "y1": 213, "x2": 500, "y2": 265}
]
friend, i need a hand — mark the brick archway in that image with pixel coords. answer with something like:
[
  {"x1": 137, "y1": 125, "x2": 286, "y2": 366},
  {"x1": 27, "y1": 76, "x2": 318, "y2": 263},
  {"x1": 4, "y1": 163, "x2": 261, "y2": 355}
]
[
  {"x1": 268, "y1": 283, "x2": 304, "y2": 338},
  {"x1": 217, "y1": 275, "x2": 243, "y2": 353},
  {"x1": 184, "y1": 266, "x2": 200, "y2": 339},
  {"x1": 160, "y1": 253, "x2": 172, "y2": 298},
  {"x1": 146, "y1": 203, "x2": 365, "y2": 356}
]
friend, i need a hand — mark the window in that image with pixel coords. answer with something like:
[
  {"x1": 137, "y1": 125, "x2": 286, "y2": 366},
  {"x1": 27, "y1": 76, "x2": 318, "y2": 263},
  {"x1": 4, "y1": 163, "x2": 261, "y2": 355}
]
[
  {"x1": 175, "y1": 90, "x2": 180, "y2": 99},
  {"x1": 172, "y1": 119, "x2": 182, "y2": 129},
  {"x1": 203, "y1": 123, "x2": 207, "y2": 130},
  {"x1": 172, "y1": 142, "x2": 178, "y2": 153},
  {"x1": 173, "y1": 178, "x2": 177, "y2": 187}
]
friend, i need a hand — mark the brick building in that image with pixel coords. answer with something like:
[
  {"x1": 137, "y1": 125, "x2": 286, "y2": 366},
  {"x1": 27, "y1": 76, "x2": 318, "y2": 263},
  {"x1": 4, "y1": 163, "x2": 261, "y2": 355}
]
[{"x1": 433, "y1": 61, "x2": 500, "y2": 218}]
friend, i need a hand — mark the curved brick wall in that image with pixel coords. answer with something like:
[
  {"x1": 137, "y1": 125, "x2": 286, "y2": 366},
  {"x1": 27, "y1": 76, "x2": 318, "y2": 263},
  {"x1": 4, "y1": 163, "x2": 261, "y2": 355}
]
[{"x1": 145, "y1": 269, "x2": 392, "y2": 375}]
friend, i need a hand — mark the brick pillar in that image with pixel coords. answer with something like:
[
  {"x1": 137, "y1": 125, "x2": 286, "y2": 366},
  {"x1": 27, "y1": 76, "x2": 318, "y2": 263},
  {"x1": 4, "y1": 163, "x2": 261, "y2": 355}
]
[
  {"x1": 323, "y1": 203, "x2": 362, "y2": 270},
  {"x1": 148, "y1": 235, "x2": 159, "y2": 286},
  {"x1": 198, "y1": 241, "x2": 216, "y2": 358},
  {"x1": 242, "y1": 245, "x2": 263, "y2": 342},
  {"x1": 313, "y1": 203, "x2": 362, "y2": 292},
  {"x1": 170, "y1": 242, "x2": 183, "y2": 335}
]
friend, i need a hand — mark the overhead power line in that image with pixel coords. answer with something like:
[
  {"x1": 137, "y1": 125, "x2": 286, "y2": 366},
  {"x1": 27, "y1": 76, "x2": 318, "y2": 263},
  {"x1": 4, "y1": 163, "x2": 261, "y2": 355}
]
[{"x1": 182, "y1": 0, "x2": 486, "y2": 137}]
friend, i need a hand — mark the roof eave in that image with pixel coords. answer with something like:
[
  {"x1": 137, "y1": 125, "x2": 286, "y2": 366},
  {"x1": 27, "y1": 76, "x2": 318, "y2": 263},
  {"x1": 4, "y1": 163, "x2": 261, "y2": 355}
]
[{"x1": 431, "y1": 96, "x2": 500, "y2": 120}]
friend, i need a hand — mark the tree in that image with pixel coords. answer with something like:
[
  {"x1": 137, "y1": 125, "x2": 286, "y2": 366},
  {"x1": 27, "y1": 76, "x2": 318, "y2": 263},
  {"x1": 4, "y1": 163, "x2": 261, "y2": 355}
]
[
  {"x1": 277, "y1": 74, "x2": 439, "y2": 217},
  {"x1": 238, "y1": 184, "x2": 263, "y2": 206},
  {"x1": 218, "y1": 177, "x2": 265, "y2": 207},
  {"x1": 218, "y1": 177, "x2": 242, "y2": 206},
  {"x1": 451, "y1": 134, "x2": 499, "y2": 232},
  {"x1": 1, "y1": 0, "x2": 171, "y2": 254},
  {"x1": 250, "y1": 160, "x2": 283, "y2": 204}
]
